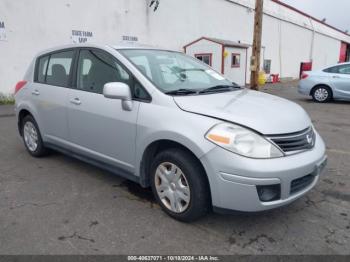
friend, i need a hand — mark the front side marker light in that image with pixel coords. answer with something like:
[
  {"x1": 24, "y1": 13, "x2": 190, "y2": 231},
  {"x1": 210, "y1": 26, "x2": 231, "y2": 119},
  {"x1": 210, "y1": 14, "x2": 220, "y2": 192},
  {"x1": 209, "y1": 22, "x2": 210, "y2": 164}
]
[{"x1": 207, "y1": 134, "x2": 230, "y2": 145}]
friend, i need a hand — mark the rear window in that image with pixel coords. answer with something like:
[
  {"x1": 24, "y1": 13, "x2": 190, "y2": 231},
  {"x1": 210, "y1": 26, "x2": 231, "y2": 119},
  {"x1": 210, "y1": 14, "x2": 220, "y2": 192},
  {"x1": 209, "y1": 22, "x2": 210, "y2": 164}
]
[{"x1": 35, "y1": 50, "x2": 74, "y2": 87}]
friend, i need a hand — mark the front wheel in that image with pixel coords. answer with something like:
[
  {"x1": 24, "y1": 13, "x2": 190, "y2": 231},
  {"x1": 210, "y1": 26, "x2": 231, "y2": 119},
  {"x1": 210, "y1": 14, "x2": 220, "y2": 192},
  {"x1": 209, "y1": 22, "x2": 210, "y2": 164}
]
[
  {"x1": 312, "y1": 85, "x2": 332, "y2": 103},
  {"x1": 150, "y1": 148, "x2": 210, "y2": 222}
]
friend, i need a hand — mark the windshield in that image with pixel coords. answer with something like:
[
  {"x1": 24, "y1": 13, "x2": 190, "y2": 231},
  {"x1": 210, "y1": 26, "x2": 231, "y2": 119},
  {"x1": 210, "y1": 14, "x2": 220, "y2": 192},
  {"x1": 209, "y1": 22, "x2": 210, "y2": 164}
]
[{"x1": 118, "y1": 49, "x2": 237, "y2": 94}]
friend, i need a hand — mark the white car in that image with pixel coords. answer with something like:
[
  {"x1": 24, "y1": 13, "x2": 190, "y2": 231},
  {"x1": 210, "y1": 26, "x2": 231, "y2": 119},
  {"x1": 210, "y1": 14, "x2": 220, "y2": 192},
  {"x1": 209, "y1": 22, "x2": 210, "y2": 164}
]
[
  {"x1": 298, "y1": 62, "x2": 350, "y2": 102},
  {"x1": 15, "y1": 43, "x2": 327, "y2": 221}
]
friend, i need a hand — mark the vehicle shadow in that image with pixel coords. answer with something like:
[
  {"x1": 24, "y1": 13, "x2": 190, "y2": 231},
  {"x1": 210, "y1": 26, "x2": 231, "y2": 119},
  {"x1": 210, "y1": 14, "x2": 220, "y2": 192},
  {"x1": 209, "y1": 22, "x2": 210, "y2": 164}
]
[
  {"x1": 49, "y1": 150, "x2": 157, "y2": 202},
  {"x1": 47, "y1": 149, "x2": 312, "y2": 237},
  {"x1": 300, "y1": 98, "x2": 350, "y2": 105}
]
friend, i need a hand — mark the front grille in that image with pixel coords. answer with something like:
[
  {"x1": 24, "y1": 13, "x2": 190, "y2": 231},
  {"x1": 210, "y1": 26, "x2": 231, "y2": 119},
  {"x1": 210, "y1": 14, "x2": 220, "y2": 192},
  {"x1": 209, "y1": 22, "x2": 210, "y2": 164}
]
[
  {"x1": 290, "y1": 174, "x2": 315, "y2": 195},
  {"x1": 267, "y1": 127, "x2": 315, "y2": 153}
]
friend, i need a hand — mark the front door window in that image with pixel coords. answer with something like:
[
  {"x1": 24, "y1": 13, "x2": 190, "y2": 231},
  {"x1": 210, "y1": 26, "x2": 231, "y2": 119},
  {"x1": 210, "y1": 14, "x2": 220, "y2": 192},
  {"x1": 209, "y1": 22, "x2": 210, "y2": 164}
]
[{"x1": 76, "y1": 49, "x2": 130, "y2": 94}]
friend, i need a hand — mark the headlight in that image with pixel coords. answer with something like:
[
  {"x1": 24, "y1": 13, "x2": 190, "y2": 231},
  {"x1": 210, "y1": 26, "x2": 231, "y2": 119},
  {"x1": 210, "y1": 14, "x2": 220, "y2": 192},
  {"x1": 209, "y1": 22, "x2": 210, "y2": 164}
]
[{"x1": 205, "y1": 123, "x2": 284, "y2": 158}]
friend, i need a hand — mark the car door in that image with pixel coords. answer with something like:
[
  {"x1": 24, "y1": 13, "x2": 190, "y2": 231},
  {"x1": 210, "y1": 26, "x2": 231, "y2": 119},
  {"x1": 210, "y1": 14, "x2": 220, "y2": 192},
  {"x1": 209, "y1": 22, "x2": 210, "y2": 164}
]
[
  {"x1": 30, "y1": 49, "x2": 75, "y2": 145},
  {"x1": 67, "y1": 48, "x2": 141, "y2": 173},
  {"x1": 328, "y1": 64, "x2": 350, "y2": 99}
]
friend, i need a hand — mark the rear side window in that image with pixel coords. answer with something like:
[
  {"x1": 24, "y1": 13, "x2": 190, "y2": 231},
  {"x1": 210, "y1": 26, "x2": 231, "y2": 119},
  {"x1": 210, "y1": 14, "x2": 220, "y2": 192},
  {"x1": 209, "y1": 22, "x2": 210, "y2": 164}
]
[
  {"x1": 46, "y1": 51, "x2": 74, "y2": 87},
  {"x1": 35, "y1": 50, "x2": 74, "y2": 87},
  {"x1": 37, "y1": 56, "x2": 49, "y2": 83},
  {"x1": 324, "y1": 66, "x2": 339, "y2": 73},
  {"x1": 324, "y1": 64, "x2": 350, "y2": 74}
]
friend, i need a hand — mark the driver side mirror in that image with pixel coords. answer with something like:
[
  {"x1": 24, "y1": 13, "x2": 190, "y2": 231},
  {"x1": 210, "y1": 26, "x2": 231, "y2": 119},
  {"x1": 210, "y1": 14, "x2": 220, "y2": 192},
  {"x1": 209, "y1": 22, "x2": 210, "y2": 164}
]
[{"x1": 103, "y1": 82, "x2": 133, "y2": 111}]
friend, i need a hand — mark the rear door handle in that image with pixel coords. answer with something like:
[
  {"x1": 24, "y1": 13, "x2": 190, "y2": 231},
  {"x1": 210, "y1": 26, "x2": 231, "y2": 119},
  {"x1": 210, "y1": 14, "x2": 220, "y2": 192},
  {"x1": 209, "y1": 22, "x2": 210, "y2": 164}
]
[
  {"x1": 332, "y1": 75, "x2": 341, "y2": 78},
  {"x1": 31, "y1": 90, "x2": 40, "y2": 96},
  {"x1": 70, "y1": 98, "x2": 81, "y2": 105}
]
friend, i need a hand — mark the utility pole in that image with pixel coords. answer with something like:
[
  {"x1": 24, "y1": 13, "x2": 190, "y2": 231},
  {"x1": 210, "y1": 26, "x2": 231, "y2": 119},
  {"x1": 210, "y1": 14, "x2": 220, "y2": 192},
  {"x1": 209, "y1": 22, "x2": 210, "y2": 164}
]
[{"x1": 250, "y1": 0, "x2": 264, "y2": 90}]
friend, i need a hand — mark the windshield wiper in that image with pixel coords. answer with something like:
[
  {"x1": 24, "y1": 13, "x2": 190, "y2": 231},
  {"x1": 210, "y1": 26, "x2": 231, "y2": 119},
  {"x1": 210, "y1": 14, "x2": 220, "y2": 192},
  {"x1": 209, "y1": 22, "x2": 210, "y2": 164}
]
[
  {"x1": 199, "y1": 85, "x2": 241, "y2": 94},
  {"x1": 179, "y1": 68, "x2": 205, "y2": 72},
  {"x1": 165, "y1": 89, "x2": 198, "y2": 96}
]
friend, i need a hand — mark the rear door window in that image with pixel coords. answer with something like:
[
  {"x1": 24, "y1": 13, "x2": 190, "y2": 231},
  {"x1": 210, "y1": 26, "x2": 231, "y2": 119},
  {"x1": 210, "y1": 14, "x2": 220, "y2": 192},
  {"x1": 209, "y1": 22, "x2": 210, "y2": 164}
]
[
  {"x1": 338, "y1": 65, "x2": 350, "y2": 74},
  {"x1": 46, "y1": 51, "x2": 74, "y2": 87}
]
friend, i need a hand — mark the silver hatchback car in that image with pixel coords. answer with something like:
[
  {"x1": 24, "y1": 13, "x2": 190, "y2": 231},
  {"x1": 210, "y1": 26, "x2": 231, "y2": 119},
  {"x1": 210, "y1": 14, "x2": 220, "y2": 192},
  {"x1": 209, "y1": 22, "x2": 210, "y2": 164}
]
[
  {"x1": 15, "y1": 44, "x2": 327, "y2": 221},
  {"x1": 298, "y1": 62, "x2": 350, "y2": 102}
]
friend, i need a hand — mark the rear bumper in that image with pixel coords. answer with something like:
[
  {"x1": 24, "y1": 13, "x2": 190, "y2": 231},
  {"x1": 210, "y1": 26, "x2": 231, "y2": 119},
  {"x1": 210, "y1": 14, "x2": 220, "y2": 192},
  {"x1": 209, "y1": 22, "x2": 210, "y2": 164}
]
[
  {"x1": 200, "y1": 131, "x2": 327, "y2": 212},
  {"x1": 298, "y1": 81, "x2": 312, "y2": 96}
]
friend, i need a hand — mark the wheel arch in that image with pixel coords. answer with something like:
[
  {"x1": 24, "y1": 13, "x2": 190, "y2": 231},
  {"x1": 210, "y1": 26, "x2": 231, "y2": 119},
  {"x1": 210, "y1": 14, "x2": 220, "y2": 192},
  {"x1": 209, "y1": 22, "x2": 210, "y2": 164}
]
[
  {"x1": 138, "y1": 139, "x2": 211, "y2": 195},
  {"x1": 16, "y1": 101, "x2": 42, "y2": 137},
  {"x1": 18, "y1": 109, "x2": 33, "y2": 136},
  {"x1": 310, "y1": 84, "x2": 333, "y2": 98}
]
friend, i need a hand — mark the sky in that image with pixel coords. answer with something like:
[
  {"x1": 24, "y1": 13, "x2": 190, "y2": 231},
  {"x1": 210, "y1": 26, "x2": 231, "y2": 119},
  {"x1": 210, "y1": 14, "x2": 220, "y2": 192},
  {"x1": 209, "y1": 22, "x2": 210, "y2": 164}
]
[{"x1": 280, "y1": 0, "x2": 350, "y2": 32}]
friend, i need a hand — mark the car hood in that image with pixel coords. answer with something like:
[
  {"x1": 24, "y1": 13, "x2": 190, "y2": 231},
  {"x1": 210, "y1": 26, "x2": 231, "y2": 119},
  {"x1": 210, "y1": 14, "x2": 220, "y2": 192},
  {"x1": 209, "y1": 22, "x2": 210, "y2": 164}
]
[{"x1": 173, "y1": 89, "x2": 311, "y2": 134}]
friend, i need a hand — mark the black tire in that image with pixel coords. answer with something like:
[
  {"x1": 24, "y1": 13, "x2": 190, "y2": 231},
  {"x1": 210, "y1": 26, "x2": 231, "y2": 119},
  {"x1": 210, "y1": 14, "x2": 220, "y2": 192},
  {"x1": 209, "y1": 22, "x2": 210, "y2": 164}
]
[
  {"x1": 311, "y1": 85, "x2": 332, "y2": 103},
  {"x1": 150, "y1": 148, "x2": 210, "y2": 222},
  {"x1": 21, "y1": 115, "x2": 48, "y2": 157}
]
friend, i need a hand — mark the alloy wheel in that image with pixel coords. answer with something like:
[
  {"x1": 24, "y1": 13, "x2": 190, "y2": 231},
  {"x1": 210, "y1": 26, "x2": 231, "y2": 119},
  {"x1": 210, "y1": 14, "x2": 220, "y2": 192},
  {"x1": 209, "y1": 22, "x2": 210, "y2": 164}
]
[
  {"x1": 23, "y1": 121, "x2": 38, "y2": 152},
  {"x1": 314, "y1": 88, "x2": 329, "y2": 102}
]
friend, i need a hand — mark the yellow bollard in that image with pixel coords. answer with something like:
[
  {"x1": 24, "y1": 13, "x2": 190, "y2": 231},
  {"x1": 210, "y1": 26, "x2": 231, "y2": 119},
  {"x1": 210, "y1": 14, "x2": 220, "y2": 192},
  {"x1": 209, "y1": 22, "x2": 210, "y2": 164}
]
[{"x1": 258, "y1": 71, "x2": 267, "y2": 86}]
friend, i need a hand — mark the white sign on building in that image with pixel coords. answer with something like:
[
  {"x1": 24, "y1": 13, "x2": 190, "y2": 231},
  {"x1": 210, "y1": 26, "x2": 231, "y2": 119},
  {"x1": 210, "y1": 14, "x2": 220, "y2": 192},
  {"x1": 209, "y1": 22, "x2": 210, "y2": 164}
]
[
  {"x1": 121, "y1": 35, "x2": 139, "y2": 45},
  {"x1": 0, "y1": 21, "x2": 7, "y2": 41},
  {"x1": 71, "y1": 30, "x2": 93, "y2": 44},
  {"x1": 122, "y1": 35, "x2": 138, "y2": 42}
]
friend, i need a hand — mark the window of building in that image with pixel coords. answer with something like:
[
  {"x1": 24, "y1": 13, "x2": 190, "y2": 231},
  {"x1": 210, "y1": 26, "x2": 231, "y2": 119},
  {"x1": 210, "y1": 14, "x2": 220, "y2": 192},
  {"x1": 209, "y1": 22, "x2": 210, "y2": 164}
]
[
  {"x1": 46, "y1": 51, "x2": 74, "y2": 87},
  {"x1": 231, "y1": 53, "x2": 240, "y2": 68},
  {"x1": 263, "y1": 59, "x2": 271, "y2": 74},
  {"x1": 195, "y1": 53, "x2": 212, "y2": 66}
]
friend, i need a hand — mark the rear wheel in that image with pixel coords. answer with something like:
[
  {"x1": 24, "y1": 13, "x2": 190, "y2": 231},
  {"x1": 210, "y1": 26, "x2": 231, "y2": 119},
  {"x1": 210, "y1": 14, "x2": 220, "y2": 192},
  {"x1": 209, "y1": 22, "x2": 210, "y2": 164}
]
[
  {"x1": 311, "y1": 85, "x2": 332, "y2": 103},
  {"x1": 150, "y1": 148, "x2": 210, "y2": 222},
  {"x1": 22, "y1": 115, "x2": 48, "y2": 157}
]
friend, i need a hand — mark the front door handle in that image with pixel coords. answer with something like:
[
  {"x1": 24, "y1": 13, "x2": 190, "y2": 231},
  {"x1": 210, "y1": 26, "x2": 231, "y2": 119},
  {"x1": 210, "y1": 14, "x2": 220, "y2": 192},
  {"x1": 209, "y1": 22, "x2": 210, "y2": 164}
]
[
  {"x1": 70, "y1": 98, "x2": 81, "y2": 105},
  {"x1": 31, "y1": 90, "x2": 40, "y2": 96}
]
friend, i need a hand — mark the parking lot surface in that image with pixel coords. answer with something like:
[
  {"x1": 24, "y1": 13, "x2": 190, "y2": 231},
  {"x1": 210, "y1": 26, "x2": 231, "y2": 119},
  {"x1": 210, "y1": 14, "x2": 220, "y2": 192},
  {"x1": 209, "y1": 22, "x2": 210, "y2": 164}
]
[{"x1": 0, "y1": 83, "x2": 349, "y2": 254}]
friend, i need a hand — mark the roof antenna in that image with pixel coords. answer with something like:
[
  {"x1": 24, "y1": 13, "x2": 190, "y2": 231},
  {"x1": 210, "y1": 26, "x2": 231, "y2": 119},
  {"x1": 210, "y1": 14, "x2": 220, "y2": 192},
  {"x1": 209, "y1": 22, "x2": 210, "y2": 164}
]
[{"x1": 149, "y1": 0, "x2": 160, "y2": 11}]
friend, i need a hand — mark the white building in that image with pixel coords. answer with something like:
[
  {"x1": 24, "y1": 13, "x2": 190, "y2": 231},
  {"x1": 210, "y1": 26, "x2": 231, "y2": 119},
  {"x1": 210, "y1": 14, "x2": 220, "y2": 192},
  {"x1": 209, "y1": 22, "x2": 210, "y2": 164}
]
[
  {"x1": 184, "y1": 37, "x2": 250, "y2": 86},
  {"x1": 0, "y1": 0, "x2": 350, "y2": 94}
]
